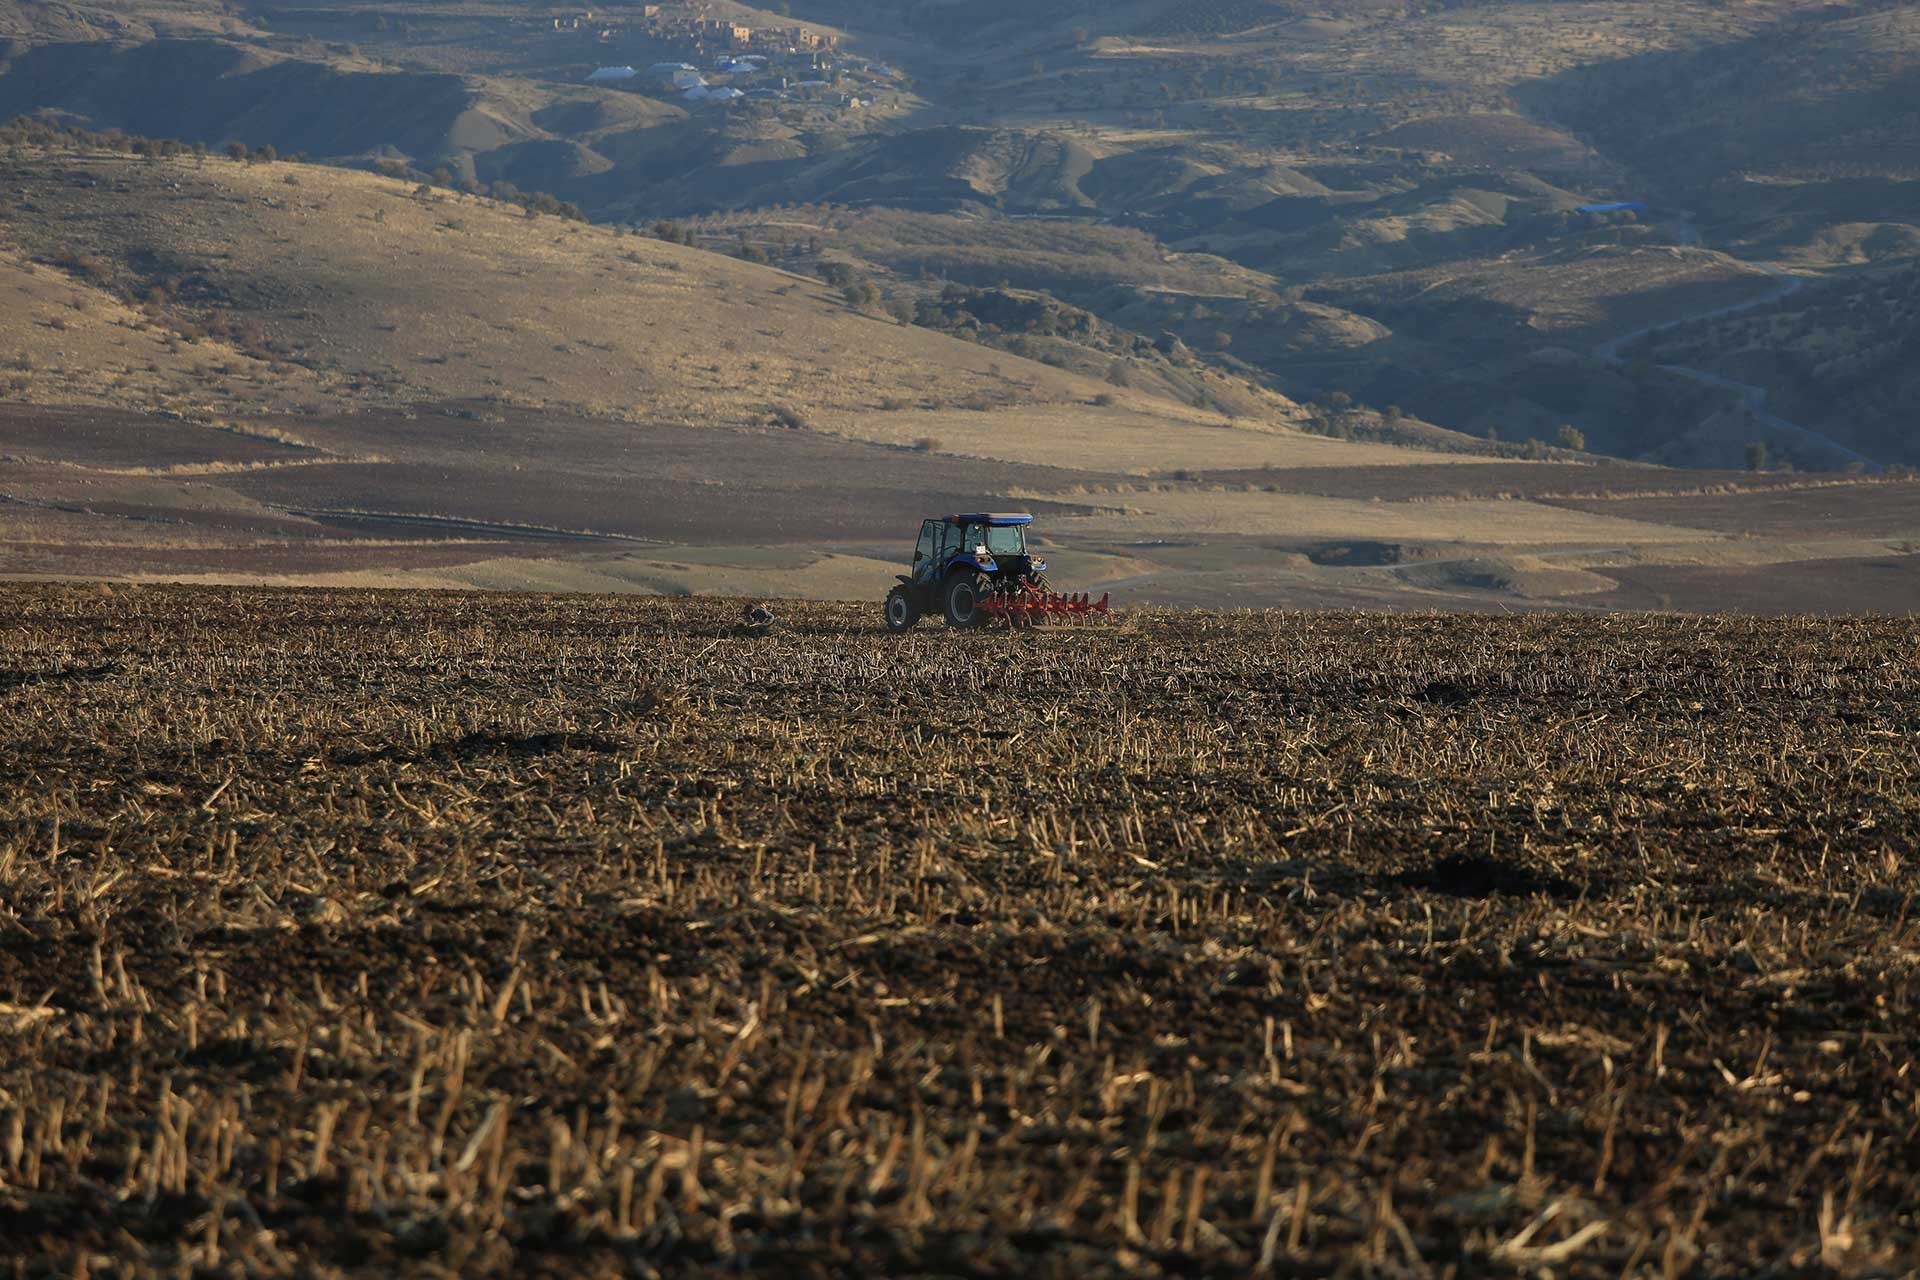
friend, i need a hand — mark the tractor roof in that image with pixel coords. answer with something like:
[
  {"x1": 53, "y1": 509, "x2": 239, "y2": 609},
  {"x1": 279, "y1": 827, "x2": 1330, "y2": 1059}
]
[{"x1": 944, "y1": 513, "x2": 1033, "y2": 527}]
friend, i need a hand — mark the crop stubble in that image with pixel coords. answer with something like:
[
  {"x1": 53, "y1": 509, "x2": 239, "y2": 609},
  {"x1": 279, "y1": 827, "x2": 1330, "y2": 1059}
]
[{"x1": 0, "y1": 586, "x2": 1916, "y2": 1276}]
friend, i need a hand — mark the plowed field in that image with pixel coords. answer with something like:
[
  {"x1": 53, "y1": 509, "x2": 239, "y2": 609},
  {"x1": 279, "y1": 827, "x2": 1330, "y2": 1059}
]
[{"x1": 1, "y1": 586, "x2": 1916, "y2": 1276}]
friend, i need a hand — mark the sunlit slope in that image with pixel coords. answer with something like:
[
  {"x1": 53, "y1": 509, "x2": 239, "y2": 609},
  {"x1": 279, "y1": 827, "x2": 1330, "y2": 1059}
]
[{"x1": 0, "y1": 147, "x2": 1225, "y2": 432}]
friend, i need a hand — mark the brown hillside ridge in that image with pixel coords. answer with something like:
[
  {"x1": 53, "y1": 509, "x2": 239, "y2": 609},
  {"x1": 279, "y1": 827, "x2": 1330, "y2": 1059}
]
[
  {"x1": 3, "y1": 142, "x2": 1920, "y2": 609},
  {"x1": 0, "y1": 1, "x2": 1910, "y2": 474},
  {"x1": 0, "y1": 147, "x2": 1198, "y2": 429}
]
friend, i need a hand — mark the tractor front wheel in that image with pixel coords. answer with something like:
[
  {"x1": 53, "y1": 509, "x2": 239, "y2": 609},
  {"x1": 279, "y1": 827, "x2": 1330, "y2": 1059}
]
[
  {"x1": 884, "y1": 586, "x2": 919, "y2": 632},
  {"x1": 943, "y1": 574, "x2": 985, "y2": 629}
]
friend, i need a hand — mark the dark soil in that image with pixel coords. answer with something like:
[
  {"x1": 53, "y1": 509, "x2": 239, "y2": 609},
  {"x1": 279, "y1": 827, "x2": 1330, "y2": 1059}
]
[{"x1": 0, "y1": 586, "x2": 1915, "y2": 1276}]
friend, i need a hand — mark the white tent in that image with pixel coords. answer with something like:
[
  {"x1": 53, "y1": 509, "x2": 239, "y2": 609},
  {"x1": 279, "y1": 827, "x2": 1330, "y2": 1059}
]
[
  {"x1": 682, "y1": 85, "x2": 711, "y2": 101},
  {"x1": 586, "y1": 65, "x2": 637, "y2": 82}
]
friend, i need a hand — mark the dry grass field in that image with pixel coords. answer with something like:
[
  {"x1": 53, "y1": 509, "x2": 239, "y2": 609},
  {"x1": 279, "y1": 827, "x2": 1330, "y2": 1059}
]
[
  {"x1": 0, "y1": 148, "x2": 1178, "y2": 429},
  {"x1": 7, "y1": 393, "x2": 1917, "y2": 611},
  {"x1": 2, "y1": 585, "x2": 1918, "y2": 1275}
]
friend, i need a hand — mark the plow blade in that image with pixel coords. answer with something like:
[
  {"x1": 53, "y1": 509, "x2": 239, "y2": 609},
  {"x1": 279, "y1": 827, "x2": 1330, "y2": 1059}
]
[{"x1": 978, "y1": 589, "x2": 1112, "y2": 625}]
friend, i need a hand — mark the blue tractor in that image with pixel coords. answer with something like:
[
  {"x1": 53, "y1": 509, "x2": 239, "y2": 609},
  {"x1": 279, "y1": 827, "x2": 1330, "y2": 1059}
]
[{"x1": 884, "y1": 512, "x2": 1052, "y2": 631}]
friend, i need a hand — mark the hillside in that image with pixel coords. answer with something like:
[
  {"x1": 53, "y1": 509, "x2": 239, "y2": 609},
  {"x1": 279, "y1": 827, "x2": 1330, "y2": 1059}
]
[
  {"x1": 0, "y1": 0, "x2": 1909, "y2": 476},
  {"x1": 4, "y1": 136, "x2": 1919, "y2": 609},
  {"x1": 0, "y1": 141, "x2": 1209, "y2": 428},
  {"x1": 1526, "y1": 2, "x2": 1920, "y2": 257},
  {"x1": 1627, "y1": 262, "x2": 1920, "y2": 469},
  {"x1": 2, "y1": 3, "x2": 1919, "y2": 607}
]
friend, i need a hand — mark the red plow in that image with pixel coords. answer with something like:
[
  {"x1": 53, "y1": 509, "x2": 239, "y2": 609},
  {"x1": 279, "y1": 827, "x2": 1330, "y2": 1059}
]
[{"x1": 977, "y1": 585, "x2": 1111, "y2": 627}]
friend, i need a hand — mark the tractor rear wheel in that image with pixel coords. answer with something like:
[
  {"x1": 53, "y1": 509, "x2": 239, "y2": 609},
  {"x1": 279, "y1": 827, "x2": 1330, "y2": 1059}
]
[
  {"x1": 943, "y1": 573, "x2": 985, "y2": 629},
  {"x1": 884, "y1": 586, "x2": 919, "y2": 632}
]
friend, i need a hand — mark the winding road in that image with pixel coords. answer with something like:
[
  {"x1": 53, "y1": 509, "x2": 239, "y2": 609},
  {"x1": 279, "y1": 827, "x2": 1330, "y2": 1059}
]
[{"x1": 1594, "y1": 260, "x2": 1880, "y2": 471}]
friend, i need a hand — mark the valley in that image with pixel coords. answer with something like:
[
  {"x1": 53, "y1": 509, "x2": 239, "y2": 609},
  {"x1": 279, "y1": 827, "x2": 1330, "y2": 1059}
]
[{"x1": 0, "y1": 0, "x2": 1915, "y2": 607}]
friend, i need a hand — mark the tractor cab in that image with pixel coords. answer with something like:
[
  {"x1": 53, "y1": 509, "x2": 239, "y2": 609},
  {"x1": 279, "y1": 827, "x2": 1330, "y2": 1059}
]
[{"x1": 909, "y1": 514, "x2": 1044, "y2": 588}]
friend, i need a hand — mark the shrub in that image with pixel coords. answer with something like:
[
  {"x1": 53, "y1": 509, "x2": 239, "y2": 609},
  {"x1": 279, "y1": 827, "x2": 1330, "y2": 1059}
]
[
  {"x1": 912, "y1": 437, "x2": 942, "y2": 452},
  {"x1": 770, "y1": 403, "x2": 809, "y2": 429},
  {"x1": 1556, "y1": 424, "x2": 1586, "y2": 451}
]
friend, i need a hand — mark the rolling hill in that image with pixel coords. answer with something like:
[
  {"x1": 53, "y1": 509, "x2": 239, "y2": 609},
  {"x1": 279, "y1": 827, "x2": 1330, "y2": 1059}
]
[
  {"x1": 1, "y1": 0, "x2": 1918, "y2": 608},
  {"x1": 0, "y1": 1, "x2": 1909, "y2": 481},
  {"x1": 1626, "y1": 261, "x2": 1920, "y2": 469},
  {"x1": 0, "y1": 140, "x2": 1197, "y2": 428}
]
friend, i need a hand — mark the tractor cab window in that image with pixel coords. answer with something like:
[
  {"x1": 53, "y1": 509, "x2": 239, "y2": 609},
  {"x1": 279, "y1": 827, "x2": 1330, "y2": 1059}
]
[
  {"x1": 962, "y1": 523, "x2": 1025, "y2": 556},
  {"x1": 914, "y1": 520, "x2": 937, "y2": 565},
  {"x1": 985, "y1": 524, "x2": 1027, "y2": 556}
]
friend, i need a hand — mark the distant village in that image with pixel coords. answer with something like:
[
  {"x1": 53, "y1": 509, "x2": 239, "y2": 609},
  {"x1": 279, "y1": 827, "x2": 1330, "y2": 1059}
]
[{"x1": 542, "y1": 3, "x2": 901, "y2": 111}]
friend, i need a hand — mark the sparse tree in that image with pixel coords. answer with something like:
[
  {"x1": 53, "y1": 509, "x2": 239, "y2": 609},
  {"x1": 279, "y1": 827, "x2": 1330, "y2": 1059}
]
[
  {"x1": 1745, "y1": 440, "x2": 1769, "y2": 472},
  {"x1": 1556, "y1": 424, "x2": 1586, "y2": 451}
]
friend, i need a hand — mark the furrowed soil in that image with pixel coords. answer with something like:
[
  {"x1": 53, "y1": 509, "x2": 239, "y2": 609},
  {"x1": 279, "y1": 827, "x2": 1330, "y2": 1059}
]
[{"x1": 1, "y1": 586, "x2": 1916, "y2": 1276}]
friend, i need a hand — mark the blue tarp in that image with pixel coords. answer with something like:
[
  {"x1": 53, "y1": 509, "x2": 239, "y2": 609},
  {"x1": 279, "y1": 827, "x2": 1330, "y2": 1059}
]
[{"x1": 1577, "y1": 201, "x2": 1648, "y2": 214}]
